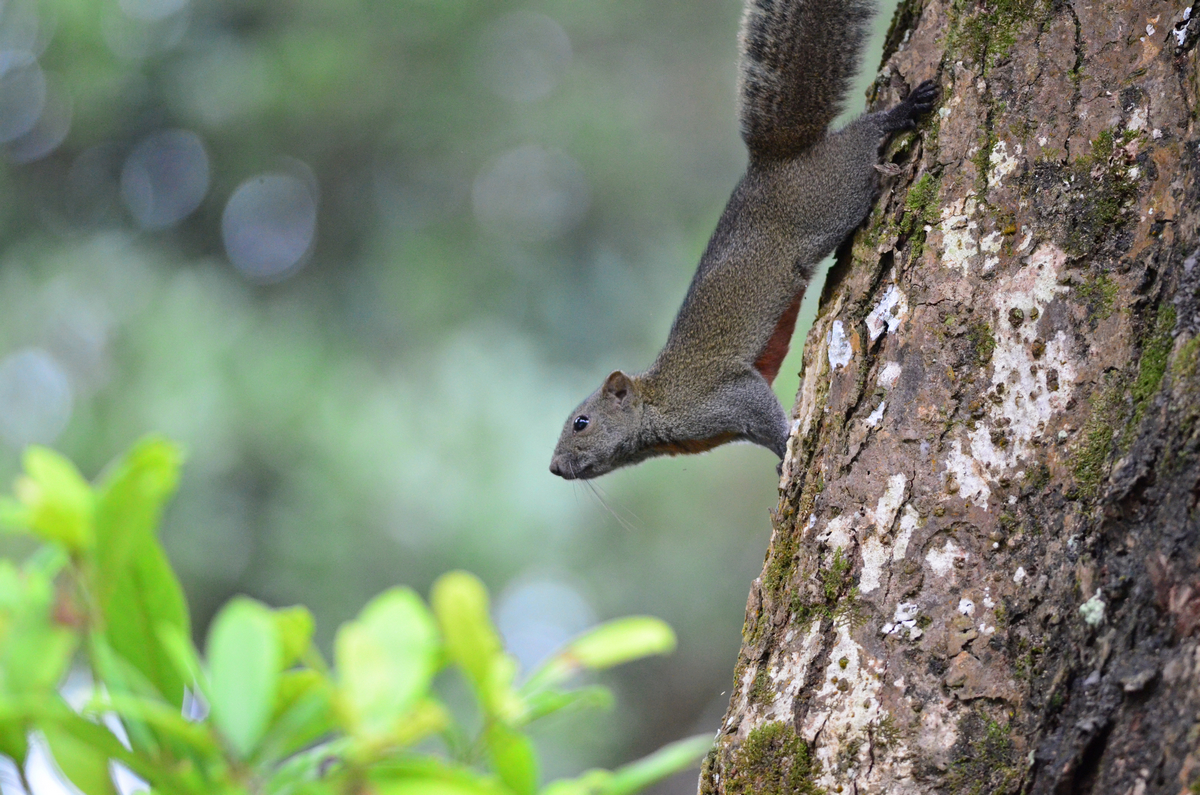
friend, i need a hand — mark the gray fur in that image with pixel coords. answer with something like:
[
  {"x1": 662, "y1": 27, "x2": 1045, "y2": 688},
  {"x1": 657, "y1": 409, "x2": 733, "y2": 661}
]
[
  {"x1": 549, "y1": 0, "x2": 936, "y2": 481},
  {"x1": 739, "y1": 0, "x2": 876, "y2": 159}
]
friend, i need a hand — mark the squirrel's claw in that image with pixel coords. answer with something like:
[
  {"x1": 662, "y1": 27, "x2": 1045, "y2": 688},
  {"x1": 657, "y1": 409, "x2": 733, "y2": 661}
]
[
  {"x1": 906, "y1": 79, "x2": 938, "y2": 113},
  {"x1": 881, "y1": 79, "x2": 938, "y2": 133}
]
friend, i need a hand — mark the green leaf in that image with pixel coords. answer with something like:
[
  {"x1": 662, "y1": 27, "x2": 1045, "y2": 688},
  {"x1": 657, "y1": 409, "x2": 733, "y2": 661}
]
[
  {"x1": 368, "y1": 757, "x2": 511, "y2": 795},
  {"x1": 273, "y1": 605, "x2": 315, "y2": 669},
  {"x1": 42, "y1": 725, "x2": 117, "y2": 795},
  {"x1": 93, "y1": 437, "x2": 190, "y2": 709},
  {"x1": 206, "y1": 597, "x2": 282, "y2": 759},
  {"x1": 599, "y1": 734, "x2": 711, "y2": 795},
  {"x1": 264, "y1": 738, "x2": 352, "y2": 795},
  {"x1": 0, "y1": 497, "x2": 25, "y2": 532},
  {"x1": 9, "y1": 447, "x2": 94, "y2": 551},
  {"x1": 430, "y1": 571, "x2": 519, "y2": 720},
  {"x1": 96, "y1": 693, "x2": 219, "y2": 756},
  {"x1": 334, "y1": 587, "x2": 439, "y2": 740},
  {"x1": 539, "y1": 737, "x2": 710, "y2": 795},
  {"x1": 523, "y1": 618, "x2": 675, "y2": 693},
  {"x1": 539, "y1": 770, "x2": 608, "y2": 795},
  {"x1": 0, "y1": 559, "x2": 77, "y2": 697},
  {"x1": 24, "y1": 545, "x2": 68, "y2": 580},
  {"x1": 155, "y1": 623, "x2": 209, "y2": 699},
  {"x1": 93, "y1": 437, "x2": 183, "y2": 598},
  {"x1": 390, "y1": 698, "x2": 449, "y2": 747},
  {"x1": 37, "y1": 703, "x2": 184, "y2": 794},
  {"x1": 87, "y1": 634, "x2": 160, "y2": 756},
  {"x1": 256, "y1": 670, "x2": 334, "y2": 764},
  {"x1": 271, "y1": 669, "x2": 327, "y2": 723},
  {"x1": 519, "y1": 686, "x2": 612, "y2": 726},
  {"x1": 373, "y1": 780, "x2": 507, "y2": 795},
  {"x1": 101, "y1": 541, "x2": 191, "y2": 708},
  {"x1": 485, "y1": 722, "x2": 538, "y2": 795},
  {"x1": 0, "y1": 719, "x2": 28, "y2": 764}
]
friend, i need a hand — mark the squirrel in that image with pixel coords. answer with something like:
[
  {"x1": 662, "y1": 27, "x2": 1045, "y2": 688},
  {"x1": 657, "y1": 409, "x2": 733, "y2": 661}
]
[{"x1": 549, "y1": 0, "x2": 936, "y2": 481}]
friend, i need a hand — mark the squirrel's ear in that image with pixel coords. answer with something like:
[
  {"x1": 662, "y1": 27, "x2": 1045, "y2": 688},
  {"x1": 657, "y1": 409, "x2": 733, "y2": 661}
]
[{"x1": 603, "y1": 370, "x2": 634, "y2": 406}]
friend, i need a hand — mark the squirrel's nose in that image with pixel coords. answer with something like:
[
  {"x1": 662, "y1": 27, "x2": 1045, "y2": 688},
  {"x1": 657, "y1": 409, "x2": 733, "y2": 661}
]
[{"x1": 549, "y1": 458, "x2": 563, "y2": 477}]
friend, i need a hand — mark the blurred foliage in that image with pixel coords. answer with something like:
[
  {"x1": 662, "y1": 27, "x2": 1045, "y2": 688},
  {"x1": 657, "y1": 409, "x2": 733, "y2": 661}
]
[
  {"x1": 0, "y1": 0, "x2": 896, "y2": 785},
  {"x1": 0, "y1": 437, "x2": 709, "y2": 794}
]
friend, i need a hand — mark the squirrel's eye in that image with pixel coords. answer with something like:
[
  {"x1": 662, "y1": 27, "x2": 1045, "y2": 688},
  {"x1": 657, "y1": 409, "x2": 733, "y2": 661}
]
[{"x1": 573, "y1": 416, "x2": 590, "y2": 432}]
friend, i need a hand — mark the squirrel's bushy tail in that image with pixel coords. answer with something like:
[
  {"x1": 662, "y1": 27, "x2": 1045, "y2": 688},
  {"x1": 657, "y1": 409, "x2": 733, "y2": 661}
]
[{"x1": 738, "y1": 0, "x2": 876, "y2": 160}]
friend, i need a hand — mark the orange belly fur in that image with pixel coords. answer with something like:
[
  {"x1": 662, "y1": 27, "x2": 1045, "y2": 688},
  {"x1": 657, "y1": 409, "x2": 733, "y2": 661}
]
[
  {"x1": 753, "y1": 290, "x2": 804, "y2": 385},
  {"x1": 652, "y1": 432, "x2": 739, "y2": 456}
]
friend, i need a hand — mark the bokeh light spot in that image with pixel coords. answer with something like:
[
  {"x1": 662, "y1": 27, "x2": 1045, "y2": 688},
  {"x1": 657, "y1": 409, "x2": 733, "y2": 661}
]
[
  {"x1": 120, "y1": 0, "x2": 189, "y2": 23},
  {"x1": 0, "y1": 0, "x2": 41, "y2": 56},
  {"x1": 496, "y1": 576, "x2": 596, "y2": 672},
  {"x1": 121, "y1": 129, "x2": 210, "y2": 230},
  {"x1": 102, "y1": 3, "x2": 189, "y2": 60},
  {"x1": 472, "y1": 145, "x2": 590, "y2": 241},
  {"x1": 0, "y1": 348, "x2": 73, "y2": 448},
  {"x1": 474, "y1": 11, "x2": 572, "y2": 103},
  {"x1": 222, "y1": 172, "x2": 317, "y2": 281},
  {"x1": 0, "y1": 56, "x2": 46, "y2": 143},
  {"x1": 5, "y1": 75, "x2": 70, "y2": 163}
]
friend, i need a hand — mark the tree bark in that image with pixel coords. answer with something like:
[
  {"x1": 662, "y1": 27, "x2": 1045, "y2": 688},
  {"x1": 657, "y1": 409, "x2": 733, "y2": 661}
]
[{"x1": 699, "y1": 0, "x2": 1200, "y2": 792}]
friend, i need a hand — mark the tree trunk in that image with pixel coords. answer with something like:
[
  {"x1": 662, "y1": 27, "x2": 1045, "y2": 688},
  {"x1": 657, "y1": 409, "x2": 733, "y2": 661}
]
[{"x1": 699, "y1": 0, "x2": 1200, "y2": 792}]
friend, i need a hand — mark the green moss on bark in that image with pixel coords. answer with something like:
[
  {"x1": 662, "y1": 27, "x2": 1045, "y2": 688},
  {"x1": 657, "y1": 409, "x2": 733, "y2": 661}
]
[
  {"x1": 900, "y1": 173, "x2": 942, "y2": 256},
  {"x1": 947, "y1": 713, "x2": 1021, "y2": 794},
  {"x1": 727, "y1": 722, "x2": 823, "y2": 795},
  {"x1": 1073, "y1": 374, "x2": 1124, "y2": 498},
  {"x1": 952, "y1": 0, "x2": 1042, "y2": 69}
]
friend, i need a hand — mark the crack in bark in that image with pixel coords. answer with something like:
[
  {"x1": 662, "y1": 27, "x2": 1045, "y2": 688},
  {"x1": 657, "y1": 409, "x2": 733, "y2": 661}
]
[{"x1": 1064, "y1": 1, "x2": 1084, "y2": 162}]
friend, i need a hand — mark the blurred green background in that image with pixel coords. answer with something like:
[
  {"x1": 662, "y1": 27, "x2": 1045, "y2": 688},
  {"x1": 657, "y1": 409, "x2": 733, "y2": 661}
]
[{"x1": 0, "y1": 0, "x2": 896, "y2": 790}]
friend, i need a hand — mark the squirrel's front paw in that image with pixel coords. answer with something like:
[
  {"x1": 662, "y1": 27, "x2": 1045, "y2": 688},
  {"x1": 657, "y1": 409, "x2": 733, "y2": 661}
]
[
  {"x1": 883, "y1": 79, "x2": 939, "y2": 132},
  {"x1": 905, "y1": 80, "x2": 938, "y2": 115}
]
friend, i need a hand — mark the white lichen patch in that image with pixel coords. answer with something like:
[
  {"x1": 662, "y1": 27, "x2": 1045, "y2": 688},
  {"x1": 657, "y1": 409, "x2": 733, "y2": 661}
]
[
  {"x1": 1017, "y1": 226, "x2": 1033, "y2": 252},
  {"x1": 926, "y1": 539, "x2": 968, "y2": 578},
  {"x1": 800, "y1": 624, "x2": 902, "y2": 789},
  {"x1": 878, "y1": 361, "x2": 902, "y2": 389},
  {"x1": 945, "y1": 439, "x2": 992, "y2": 508},
  {"x1": 967, "y1": 243, "x2": 1076, "y2": 473},
  {"x1": 987, "y1": 140, "x2": 1021, "y2": 190},
  {"x1": 916, "y1": 697, "x2": 960, "y2": 767},
  {"x1": 1080, "y1": 589, "x2": 1106, "y2": 626},
  {"x1": 877, "y1": 474, "x2": 907, "y2": 529},
  {"x1": 894, "y1": 504, "x2": 918, "y2": 561},
  {"x1": 794, "y1": 326, "x2": 831, "y2": 437},
  {"x1": 859, "y1": 538, "x2": 889, "y2": 594},
  {"x1": 1127, "y1": 107, "x2": 1149, "y2": 131},
  {"x1": 864, "y1": 401, "x2": 887, "y2": 428},
  {"x1": 865, "y1": 284, "x2": 908, "y2": 341},
  {"x1": 939, "y1": 195, "x2": 980, "y2": 276},
  {"x1": 940, "y1": 243, "x2": 1076, "y2": 508},
  {"x1": 747, "y1": 621, "x2": 825, "y2": 726},
  {"x1": 980, "y1": 230, "x2": 1003, "y2": 273},
  {"x1": 828, "y1": 320, "x2": 853, "y2": 370},
  {"x1": 817, "y1": 515, "x2": 854, "y2": 551},
  {"x1": 857, "y1": 475, "x2": 909, "y2": 594},
  {"x1": 958, "y1": 598, "x2": 975, "y2": 616},
  {"x1": 1013, "y1": 566, "x2": 1027, "y2": 583},
  {"x1": 882, "y1": 601, "x2": 921, "y2": 637}
]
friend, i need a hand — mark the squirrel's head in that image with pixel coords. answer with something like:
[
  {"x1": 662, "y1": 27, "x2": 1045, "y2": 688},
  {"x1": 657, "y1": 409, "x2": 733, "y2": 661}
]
[{"x1": 550, "y1": 370, "x2": 644, "y2": 480}]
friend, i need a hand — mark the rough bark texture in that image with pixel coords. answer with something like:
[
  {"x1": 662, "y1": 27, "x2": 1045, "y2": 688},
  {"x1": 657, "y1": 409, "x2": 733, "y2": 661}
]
[{"x1": 699, "y1": 0, "x2": 1200, "y2": 792}]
